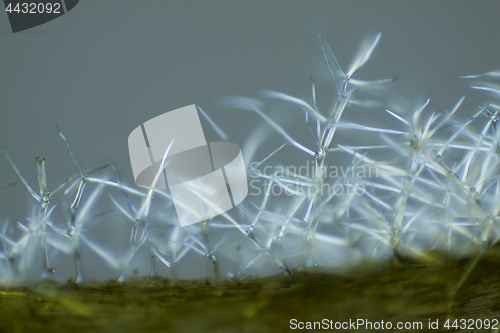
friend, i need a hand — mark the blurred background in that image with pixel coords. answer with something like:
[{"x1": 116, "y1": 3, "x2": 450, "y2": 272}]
[{"x1": 1, "y1": 0, "x2": 500, "y2": 280}]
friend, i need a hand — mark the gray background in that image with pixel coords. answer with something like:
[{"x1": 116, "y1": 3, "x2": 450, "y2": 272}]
[{"x1": 1, "y1": 1, "x2": 500, "y2": 278}]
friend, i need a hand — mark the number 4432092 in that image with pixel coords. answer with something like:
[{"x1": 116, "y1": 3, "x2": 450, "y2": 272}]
[
  {"x1": 5, "y1": 2, "x2": 61, "y2": 14},
  {"x1": 443, "y1": 318, "x2": 498, "y2": 330}
]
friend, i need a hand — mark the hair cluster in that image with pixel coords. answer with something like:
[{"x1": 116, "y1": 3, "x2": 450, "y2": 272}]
[{"x1": 1, "y1": 33, "x2": 499, "y2": 285}]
